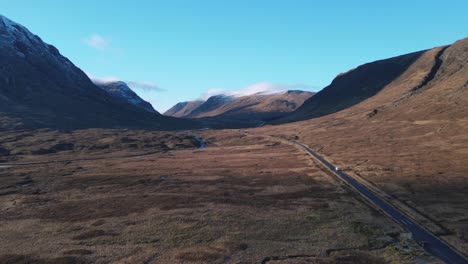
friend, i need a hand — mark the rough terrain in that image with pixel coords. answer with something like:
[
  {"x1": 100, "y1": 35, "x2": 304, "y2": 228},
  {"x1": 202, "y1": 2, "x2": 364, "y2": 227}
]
[{"x1": 0, "y1": 129, "x2": 438, "y2": 263}]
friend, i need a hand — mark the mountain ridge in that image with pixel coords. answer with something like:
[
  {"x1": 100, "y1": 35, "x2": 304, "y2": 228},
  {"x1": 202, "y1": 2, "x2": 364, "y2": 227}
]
[
  {"x1": 0, "y1": 15, "x2": 197, "y2": 130},
  {"x1": 274, "y1": 38, "x2": 467, "y2": 124},
  {"x1": 165, "y1": 90, "x2": 314, "y2": 122},
  {"x1": 95, "y1": 81, "x2": 157, "y2": 114},
  {"x1": 273, "y1": 49, "x2": 427, "y2": 124}
]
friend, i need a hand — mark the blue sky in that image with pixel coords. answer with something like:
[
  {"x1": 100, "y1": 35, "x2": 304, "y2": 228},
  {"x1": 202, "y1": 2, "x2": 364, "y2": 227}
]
[{"x1": 1, "y1": 0, "x2": 467, "y2": 112}]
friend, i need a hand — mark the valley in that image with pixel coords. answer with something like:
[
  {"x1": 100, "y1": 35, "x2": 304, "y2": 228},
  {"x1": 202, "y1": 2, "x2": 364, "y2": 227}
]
[
  {"x1": 0, "y1": 9, "x2": 467, "y2": 264},
  {"x1": 0, "y1": 129, "x2": 441, "y2": 263}
]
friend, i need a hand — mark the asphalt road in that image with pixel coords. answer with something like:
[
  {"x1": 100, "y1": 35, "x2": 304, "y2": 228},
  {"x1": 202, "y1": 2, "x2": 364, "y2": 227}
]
[{"x1": 296, "y1": 142, "x2": 468, "y2": 264}]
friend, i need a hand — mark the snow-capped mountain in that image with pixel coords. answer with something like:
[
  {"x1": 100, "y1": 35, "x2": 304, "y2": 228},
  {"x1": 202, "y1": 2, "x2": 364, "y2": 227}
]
[
  {"x1": 0, "y1": 15, "x2": 193, "y2": 130},
  {"x1": 96, "y1": 81, "x2": 157, "y2": 113},
  {"x1": 0, "y1": 15, "x2": 97, "y2": 93},
  {"x1": 164, "y1": 90, "x2": 314, "y2": 121}
]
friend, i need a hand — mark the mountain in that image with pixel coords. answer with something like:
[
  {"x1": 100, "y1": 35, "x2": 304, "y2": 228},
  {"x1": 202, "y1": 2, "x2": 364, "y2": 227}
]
[
  {"x1": 274, "y1": 50, "x2": 425, "y2": 123},
  {"x1": 354, "y1": 38, "x2": 468, "y2": 122},
  {"x1": 0, "y1": 15, "x2": 194, "y2": 130},
  {"x1": 260, "y1": 38, "x2": 468, "y2": 251},
  {"x1": 165, "y1": 90, "x2": 314, "y2": 122},
  {"x1": 96, "y1": 81, "x2": 157, "y2": 113},
  {"x1": 275, "y1": 38, "x2": 467, "y2": 124},
  {"x1": 164, "y1": 100, "x2": 204, "y2": 118},
  {"x1": 187, "y1": 94, "x2": 235, "y2": 118}
]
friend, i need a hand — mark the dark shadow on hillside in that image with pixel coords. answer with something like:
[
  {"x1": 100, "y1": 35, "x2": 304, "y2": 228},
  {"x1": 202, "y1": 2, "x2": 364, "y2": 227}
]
[{"x1": 271, "y1": 50, "x2": 426, "y2": 124}]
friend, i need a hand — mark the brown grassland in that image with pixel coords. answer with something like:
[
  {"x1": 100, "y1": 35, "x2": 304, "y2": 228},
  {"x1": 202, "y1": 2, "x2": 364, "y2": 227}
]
[
  {"x1": 0, "y1": 128, "x2": 442, "y2": 263},
  {"x1": 258, "y1": 40, "x2": 468, "y2": 257},
  {"x1": 1, "y1": 38, "x2": 466, "y2": 264}
]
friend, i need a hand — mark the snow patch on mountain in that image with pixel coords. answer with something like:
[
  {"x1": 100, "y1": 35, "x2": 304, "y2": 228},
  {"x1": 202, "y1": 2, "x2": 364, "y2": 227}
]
[
  {"x1": 95, "y1": 81, "x2": 157, "y2": 113},
  {"x1": 0, "y1": 15, "x2": 66, "y2": 64},
  {"x1": 199, "y1": 82, "x2": 316, "y2": 101},
  {"x1": 0, "y1": 14, "x2": 94, "y2": 92}
]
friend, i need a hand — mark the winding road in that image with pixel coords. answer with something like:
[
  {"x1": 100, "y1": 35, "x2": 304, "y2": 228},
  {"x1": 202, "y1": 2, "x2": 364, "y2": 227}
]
[
  {"x1": 294, "y1": 141, "x2": 468, "y2": 264},
  {"x1": 2, "y1": 130, "x2": 465, "y2": 263}
]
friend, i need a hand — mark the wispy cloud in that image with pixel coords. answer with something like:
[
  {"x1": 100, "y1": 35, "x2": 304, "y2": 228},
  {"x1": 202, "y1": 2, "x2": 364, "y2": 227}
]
[
  {"x1": 200, "y1": 88, "x2": 225, "y2": 100},
  {"x1": 87, "y1": 73, "x2": 163, "y2": 92},
  {"x1": 85, "y1": 73, "x2": 118, "y2": 84},
  {"x1": 82, "y1": 34, "x2": 110, "y2": 50},
  {"x1": 230, "y1": 82, "x2": 286, "y2": 97},
  {"x1": 90, "y1": 76, "x2": 120, "y2": 84},
  {"x1": 126, "y1": 81, "x2": 162, "y2": 92},
  {"x1": 199, "y1": 82, "x2": 318, "y2": 100}
]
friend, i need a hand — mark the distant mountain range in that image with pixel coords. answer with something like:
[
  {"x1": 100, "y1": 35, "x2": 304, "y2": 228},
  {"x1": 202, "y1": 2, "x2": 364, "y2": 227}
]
[
  {"x1": 0, "y1": 14, "x2": 465, "y2": 131},
  {"x1": 0, "y1": 15, "x2": 195, "y2": 130},
  {"x1": 164, "y1": 90, "x2": 314, "y2": 123},
  {"x1": 164, "y1": 100, "x2": 204, "y2": 118}
]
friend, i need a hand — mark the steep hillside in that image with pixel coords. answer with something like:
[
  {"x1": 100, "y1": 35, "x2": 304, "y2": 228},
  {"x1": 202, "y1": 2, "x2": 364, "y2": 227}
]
[
  {"x1": 275, "y1": 50, "x2": 425, "y2": 123},
  {"x1": 281, "y1": 38, "x2": 467, "y2": 123},
  {"x1": 96, "y1": 81, "x2": 157, "y2": 114},
  {"x1": 260, "y1": 38, "x2": 468, "y2": 253},
  {"x1": 187, "y1": 94, "x2": 235, "y2": 118},
  {"x1": 164, "y1": 100, "x2": 204, "y2": 118},
  {"x1": 0, "y1": 15, "x2": 194, "y2": 130}
]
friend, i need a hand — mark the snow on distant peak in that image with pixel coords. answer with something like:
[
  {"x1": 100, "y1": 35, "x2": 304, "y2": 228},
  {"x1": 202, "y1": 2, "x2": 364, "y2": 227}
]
[
  {"x1": 95, "y1": 81, "x2": 157, "y2": 113},
  {"x1": 199, "y1": 82, "x2": 314, "y2": 101},
  {"x1": 91, "y1": 77, "x2": 121, "y2": 85},
  {"x1": 229, "y1": 82, "x2": 285, "y2": 97},
  {"x1": 0, "y1": 14, "x2": 21, "y2": 31},
  {"x1": 0, "y1": 15, "x2": 76, "y2": 73},
  {"x1": 0, "y1": 14, "x2": 42, "y2": 44}
]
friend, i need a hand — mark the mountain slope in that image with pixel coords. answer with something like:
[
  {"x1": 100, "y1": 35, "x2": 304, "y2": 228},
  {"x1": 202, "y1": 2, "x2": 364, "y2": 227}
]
[
  {"x1": 259, "y1": 38, "x2": 468, "y2": 253},
  {"x1": 165, "y1": 90, "x2": 314, "y2": 121},
  {"x1": 164, "y1": 100, "x2": 204, "y2": 118},
  {"x1": 274, "y1": 50, "x2": 425, "y2": 123},
  {"x1": 96, "y1": 81, "x2": 157, "y2": 114},
  {"x1": 187, "y1": 94, "x2": 235, "y2": 118},
  {"x1": 277, "y1": 38, "x2": 467, "y2": 124},
  {"x1": 0, "y1": 15, "x2": 194, "y2": 130}
]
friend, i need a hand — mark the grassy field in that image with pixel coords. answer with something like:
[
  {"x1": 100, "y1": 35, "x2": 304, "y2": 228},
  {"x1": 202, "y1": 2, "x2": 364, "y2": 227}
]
[
  {"x1": 260, "y1": 116, "x2": 468, "y2": 256},
  {"x1": 0, "y1": 129, "x2": 441, "y2": 263}
]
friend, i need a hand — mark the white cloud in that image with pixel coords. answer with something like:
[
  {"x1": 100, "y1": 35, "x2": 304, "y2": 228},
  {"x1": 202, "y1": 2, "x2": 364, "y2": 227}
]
[
  {"x1": 86, "y1": 73, "x2": 163, "y2": 92},
  {"x1": 90, "y1": 76, "x2": 120, "y2": 84},
  {"x1": 126, "y1": 81, "x2": 162, "y2": 92},
  {"x1": 200, "y1": 88, "x2": 225, "y2": 100},
  {"x1": 198, "y1": 82, "x2": 317, "y2": 100},
  {"x1": 229, "y1": 82, "x2": 285, "y2": 97},
  {"x1": 82, "y1": 34, "x2": 110, "y2": 50},
  {"x1": 85, "y1": 73, "x2": 118, "y2": 84}
]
